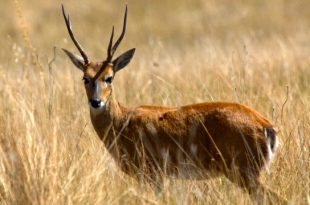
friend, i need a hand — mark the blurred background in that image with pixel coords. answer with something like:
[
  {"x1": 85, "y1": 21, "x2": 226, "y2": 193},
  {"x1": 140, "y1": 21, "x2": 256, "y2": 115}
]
[
  {"x1": 0, "y1": 0, "x2": 309, "y2": 204},
  {"x1": 2, "y1": 0, "x2": 309, "y2": 105},
  {"x1": 3, "y1": 0, "x2": 310, "y2": 62}
]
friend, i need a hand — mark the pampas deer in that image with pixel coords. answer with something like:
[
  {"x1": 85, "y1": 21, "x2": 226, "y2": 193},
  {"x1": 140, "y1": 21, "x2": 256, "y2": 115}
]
[{"x1": 62, "y1": 5, "x2": 286, "y2": 204}]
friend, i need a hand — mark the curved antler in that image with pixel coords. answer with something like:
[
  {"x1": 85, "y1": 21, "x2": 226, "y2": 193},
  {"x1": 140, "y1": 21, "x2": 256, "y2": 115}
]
[
  {"x1": 107, "y1": 5, "x2": 128, "y2": 62},
  {"x1": 62, "y1": 4, "x2": 89, "y2": 65},
  {"x1": 111, "y1": 5, "x2": 127, "y2": 57},
  {"x1": 107, "y1": 26, "x2": 115, "y2": 61},
  {"x1": 94, "y1": 5, "x2": 128, "y2": 81}
]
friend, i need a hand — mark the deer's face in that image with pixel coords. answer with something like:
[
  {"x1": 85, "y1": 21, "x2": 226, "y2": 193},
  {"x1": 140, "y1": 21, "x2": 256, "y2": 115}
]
[
  {"x1": 82, "y1": 62, "x2": 114, "y2": 109},
  {"x1": 62, "y1": 5, "x2": 135, "y2": 110},
  {"x1": 63, "y1": 48, "x2": 135, "y2": 110}
]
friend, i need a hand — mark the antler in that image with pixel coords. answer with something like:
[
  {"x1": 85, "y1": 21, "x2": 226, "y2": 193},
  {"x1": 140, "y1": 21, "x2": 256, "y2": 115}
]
[
  {"x1": 62, "y1": 4, "x2": 89, "y2": 65},
  {"x1": 94, "y1": 5, "x2": 128, "y2": 81},
  {"x1": 107, "y1": 26, "x2": 115, "y2": 61},
  {"x1": 105, "y1": 5, "x2": 128, "y2": 62},
  {"x1": 109, "y1": 5, "x2": 127, "y2": 60}
]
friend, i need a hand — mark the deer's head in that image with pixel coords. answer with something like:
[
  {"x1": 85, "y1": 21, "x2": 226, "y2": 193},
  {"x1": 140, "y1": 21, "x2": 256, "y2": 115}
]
[{"x1": 62, "y1": 5, "x2": 135, "y2": 110}]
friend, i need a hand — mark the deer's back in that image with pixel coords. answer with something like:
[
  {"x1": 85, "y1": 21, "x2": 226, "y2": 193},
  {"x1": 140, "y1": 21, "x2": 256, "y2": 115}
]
[{"x1": 110, "y1": 102, "x2": 273, "y2": 177}]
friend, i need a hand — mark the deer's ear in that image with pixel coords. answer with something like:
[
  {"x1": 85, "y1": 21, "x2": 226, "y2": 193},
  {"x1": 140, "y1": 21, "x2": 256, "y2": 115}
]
[
  {"x1": 112, "y1": 48, "x2": 135, "y2": 73},
  {"x1": 62, "y1": 48, "x2": 85, "y2": 71}
]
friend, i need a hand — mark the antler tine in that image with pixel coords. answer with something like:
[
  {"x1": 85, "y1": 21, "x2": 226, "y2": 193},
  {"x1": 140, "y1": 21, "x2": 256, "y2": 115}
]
[
  {"x1": 107, "y1": 26, "x2": 115, "y2": 61},
  {"x1": 93, "y1": 26, "x2": 114, "y2": 81},
  {"x1": 94, "y1": 27, "x2": 115, "y2": 81},
  {"x1": 94, "y1": 5, "x2": 128, "y2": 81},
  {"x1": 62, "y1": 4, "x2": 89, "y2": 65},
  {"x1": 110, "y1": 5, "x2": 128, "y2": 56}
]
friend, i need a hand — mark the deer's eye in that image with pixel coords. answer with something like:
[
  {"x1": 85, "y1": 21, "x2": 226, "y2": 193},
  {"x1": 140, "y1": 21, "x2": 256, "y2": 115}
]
[
  {"x1": 82, "y1": 77, "x2": 90, "y2": 85},
  {"x1": 105, "y1": 76, "x2": 113, "y2": 84}
]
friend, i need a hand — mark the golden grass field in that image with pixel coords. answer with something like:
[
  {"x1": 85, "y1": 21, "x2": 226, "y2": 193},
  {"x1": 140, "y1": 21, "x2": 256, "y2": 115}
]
[{"x1": 0, "y1": 0, "x2": 309, "y2": 204}]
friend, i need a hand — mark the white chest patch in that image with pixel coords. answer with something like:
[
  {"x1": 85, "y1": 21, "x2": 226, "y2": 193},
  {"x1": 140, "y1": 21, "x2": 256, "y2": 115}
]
[{"x1": 89, "y1": 102, "x2": 106, "y2": 117}]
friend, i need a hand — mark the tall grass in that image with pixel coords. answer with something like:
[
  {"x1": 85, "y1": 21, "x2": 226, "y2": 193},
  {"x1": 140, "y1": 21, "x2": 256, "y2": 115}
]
[{"x1": 0, "y1": 0, "x2": 309, "y2": 204}]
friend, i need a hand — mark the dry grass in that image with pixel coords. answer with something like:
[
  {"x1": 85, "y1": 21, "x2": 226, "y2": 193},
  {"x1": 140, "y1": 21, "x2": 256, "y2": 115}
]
[{"x1": 0, "y1": 0, "x2": 309, "y2": 204}]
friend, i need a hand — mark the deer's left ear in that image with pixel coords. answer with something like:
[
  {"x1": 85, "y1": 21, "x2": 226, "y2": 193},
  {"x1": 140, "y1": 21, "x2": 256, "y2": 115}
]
[{"x1": 112, "y1": 48, "x2": 135, "y2": 73}]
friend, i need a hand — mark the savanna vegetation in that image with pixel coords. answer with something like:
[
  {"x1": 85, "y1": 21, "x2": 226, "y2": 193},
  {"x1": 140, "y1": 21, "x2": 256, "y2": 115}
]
[{"x1": 0, "y1": 0, "x2": 309, "y2": 204}]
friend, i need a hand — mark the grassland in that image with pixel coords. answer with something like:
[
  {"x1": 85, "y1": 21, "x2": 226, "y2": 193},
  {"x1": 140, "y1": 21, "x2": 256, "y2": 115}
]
[{"x1": 0, "y1": 0, "x2": 309, "y2": 204}]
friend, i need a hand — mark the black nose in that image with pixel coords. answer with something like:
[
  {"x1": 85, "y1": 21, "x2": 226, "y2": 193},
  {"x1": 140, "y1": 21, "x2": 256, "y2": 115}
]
[{"x1": 90, "y1": 99, "x2": 101, "y2": 108}]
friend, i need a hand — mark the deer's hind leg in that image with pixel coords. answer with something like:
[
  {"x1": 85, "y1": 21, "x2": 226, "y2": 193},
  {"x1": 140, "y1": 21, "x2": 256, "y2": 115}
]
[{"x1": 225, "y1": 169, "x2": 287, "y2": 205}]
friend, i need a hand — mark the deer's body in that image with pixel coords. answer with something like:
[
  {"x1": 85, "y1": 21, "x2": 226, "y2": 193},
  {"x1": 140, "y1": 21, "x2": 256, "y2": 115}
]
[
  {"x1": 62, "y1": 4, "x2": 286, "y2": 204},
  {"x1": 92, "y1": 93, "x2": 274, "y2": 180}
]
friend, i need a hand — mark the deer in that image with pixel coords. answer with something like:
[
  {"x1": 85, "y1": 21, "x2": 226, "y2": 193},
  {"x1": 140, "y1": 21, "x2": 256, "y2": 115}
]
[{"x1": 61, "y1": 5, "x2": 287, "y2": 204}]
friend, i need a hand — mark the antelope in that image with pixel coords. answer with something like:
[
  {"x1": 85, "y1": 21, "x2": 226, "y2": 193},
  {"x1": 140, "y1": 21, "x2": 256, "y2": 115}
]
[{"x1": 62, "y1": 5, "x2": 287, "y2": 204}]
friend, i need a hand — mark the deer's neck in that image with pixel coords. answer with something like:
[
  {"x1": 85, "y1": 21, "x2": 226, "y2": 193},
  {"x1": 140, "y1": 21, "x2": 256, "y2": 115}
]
[{"x1": 89, "y1": 86, "x2": 124, "y2": 141}]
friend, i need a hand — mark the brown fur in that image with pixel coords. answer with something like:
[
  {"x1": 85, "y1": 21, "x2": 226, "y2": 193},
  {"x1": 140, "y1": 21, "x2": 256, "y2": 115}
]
[
  {"x1": 63, "y1": 24, "x2": 286, "y2": 205},
  {"x1": 92, "y1": 96, "x2": 271, "y2": 177},
  {"x1": 70, "y1": 61, "x2": 287, "y2": 204}
]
